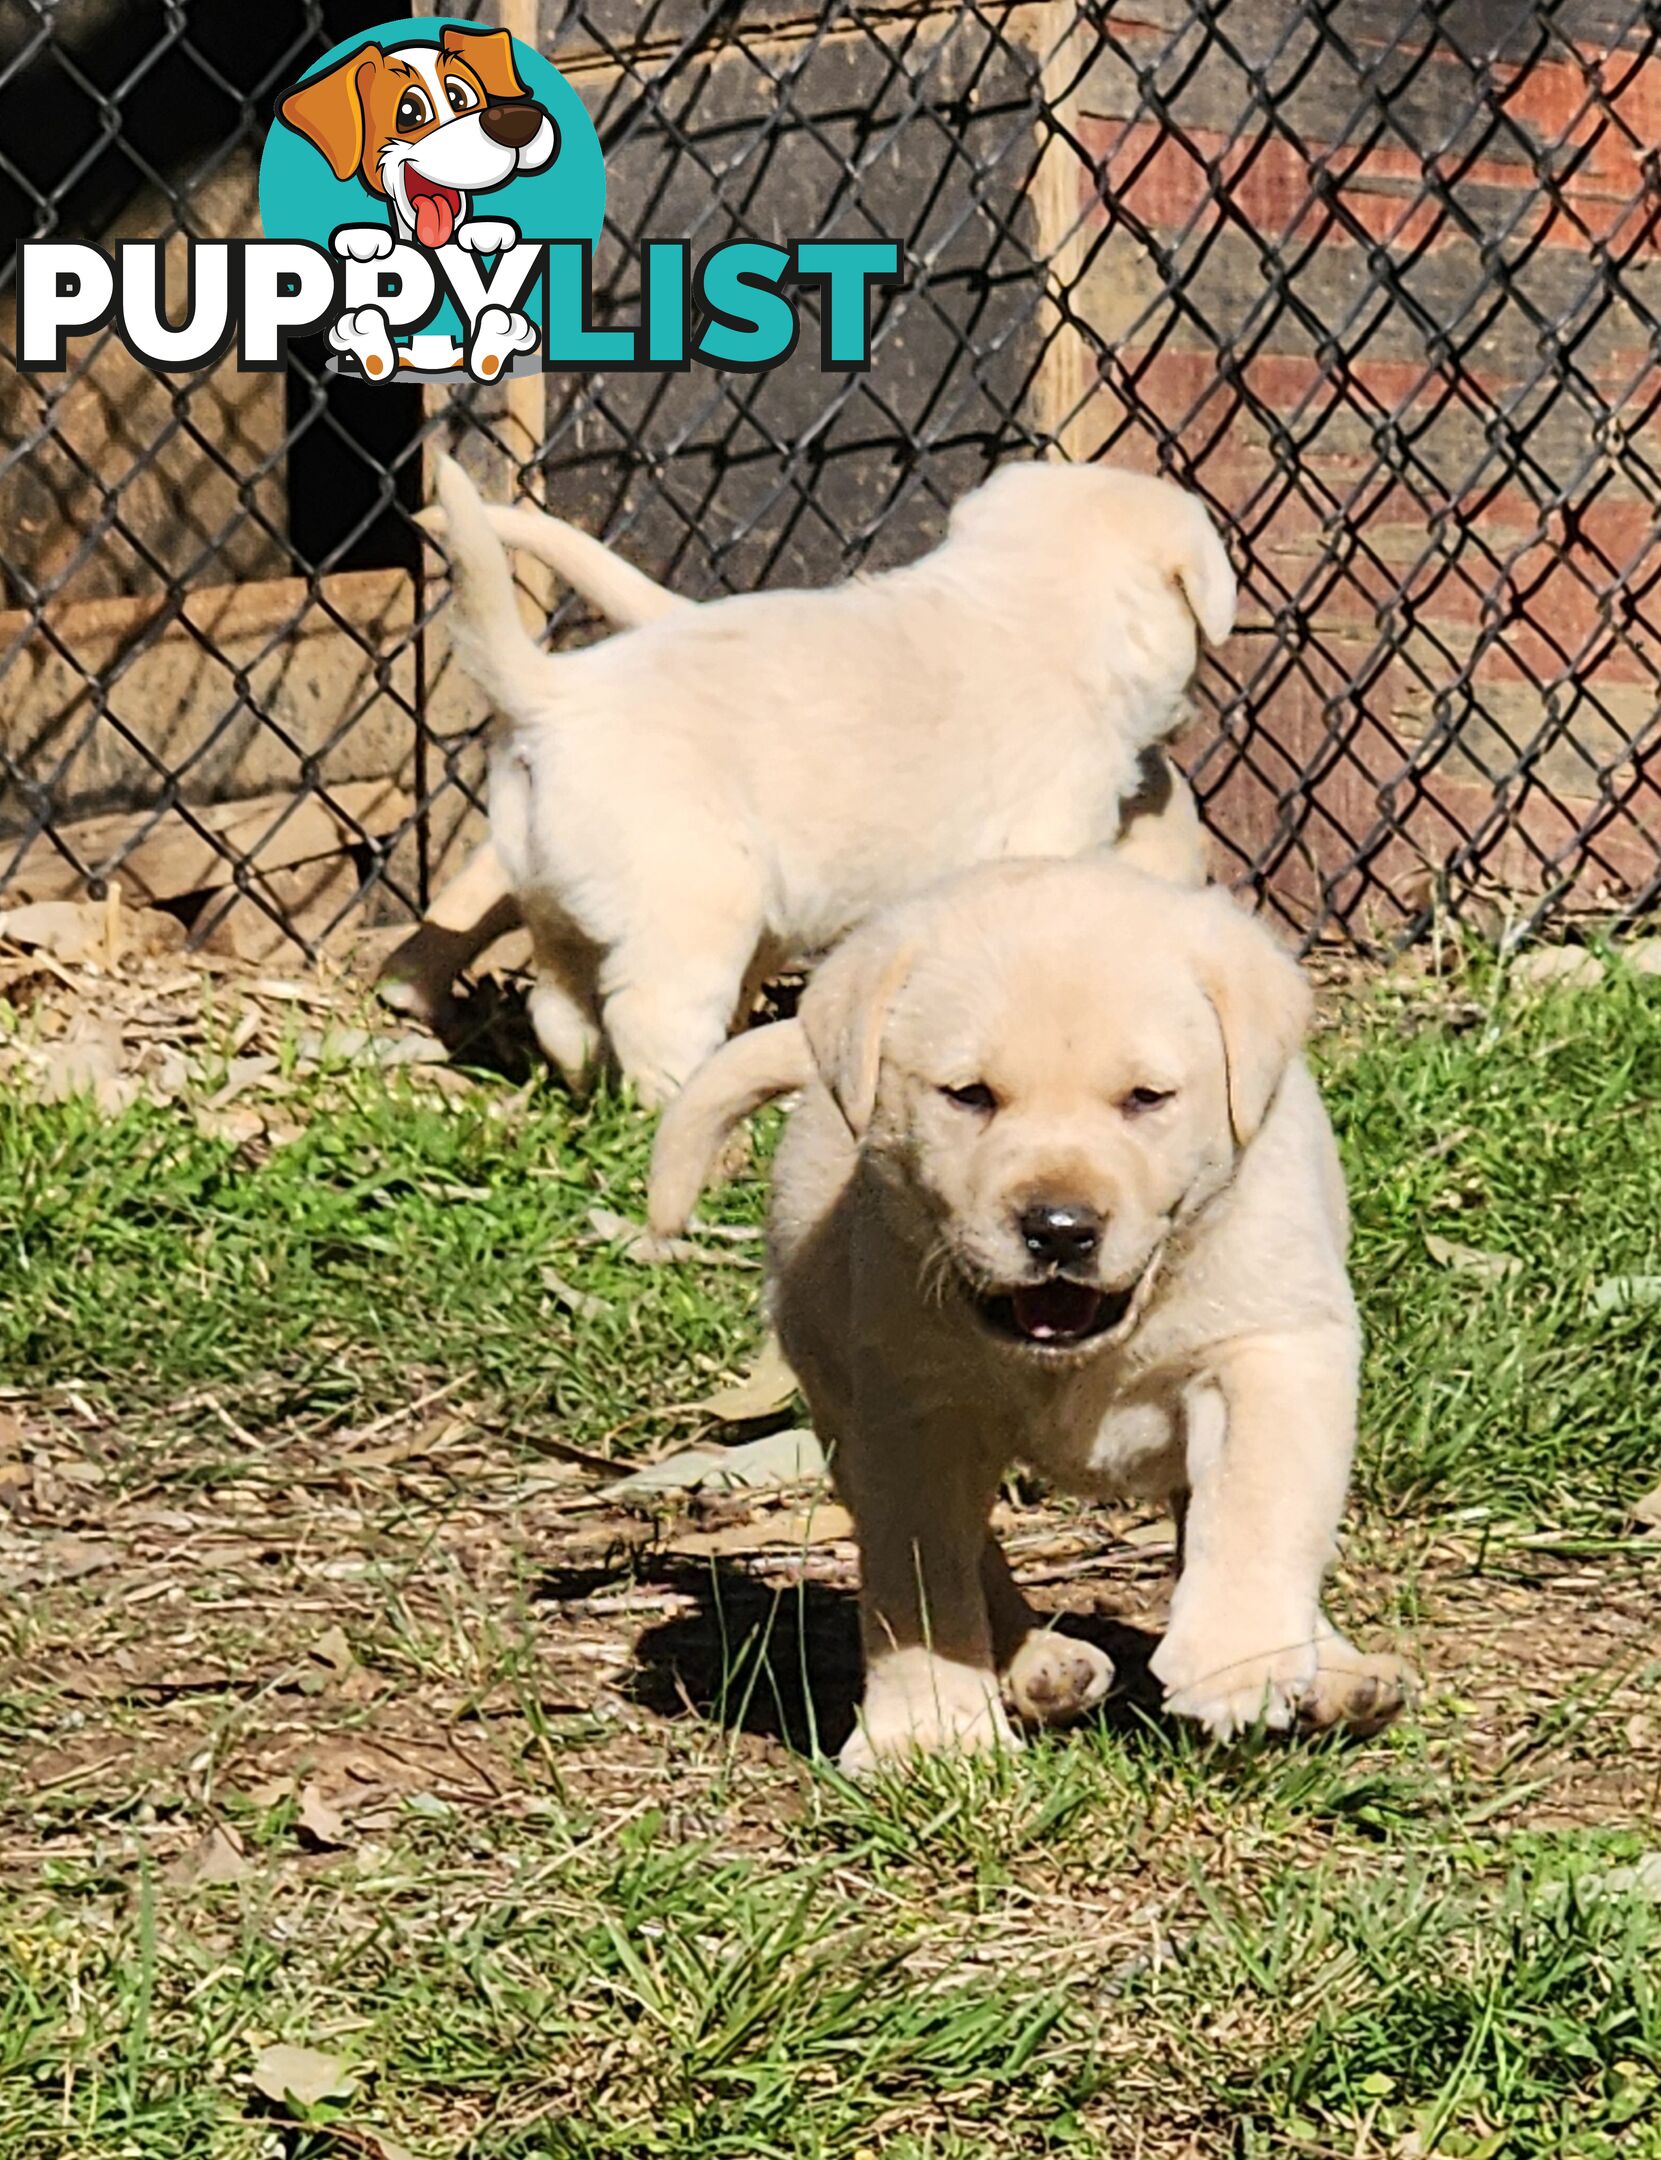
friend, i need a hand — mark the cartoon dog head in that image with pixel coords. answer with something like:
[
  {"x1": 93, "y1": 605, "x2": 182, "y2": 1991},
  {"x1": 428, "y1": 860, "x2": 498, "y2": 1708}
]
[{"x1": 278, "y1": 27, "x2": 558, "y2": 247}]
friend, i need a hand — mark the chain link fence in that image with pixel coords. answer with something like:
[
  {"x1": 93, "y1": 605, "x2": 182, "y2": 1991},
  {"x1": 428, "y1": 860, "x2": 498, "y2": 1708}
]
[{"x1": 1, "y1": 0, "x2": 1657, "y2": 959}]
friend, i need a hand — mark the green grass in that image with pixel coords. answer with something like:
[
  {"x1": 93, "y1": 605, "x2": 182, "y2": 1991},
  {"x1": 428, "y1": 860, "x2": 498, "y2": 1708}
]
[
  {"x1": 3, "y1": 956, "x2": 1660, "y2": 2157},
  {"x1": 1330, "y1": 955, "x2": 1661, "y2": 1525},
  {"x1": 0, "y1": 1071, "x2": 769, "y2": 1462}
]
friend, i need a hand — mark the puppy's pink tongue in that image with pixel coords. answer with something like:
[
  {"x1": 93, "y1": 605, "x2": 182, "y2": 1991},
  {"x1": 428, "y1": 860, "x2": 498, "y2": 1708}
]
[
  {"x1": 414, "y1": 193, "x2": 454, "y2": 248},
  {"x1": 1011, "y1": 1281, "x2": 1102, "y2": 1341}
]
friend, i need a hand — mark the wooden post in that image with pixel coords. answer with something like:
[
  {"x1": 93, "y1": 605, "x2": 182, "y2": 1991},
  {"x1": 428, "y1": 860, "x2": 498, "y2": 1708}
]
[
  {"x1": 500, "y1": 0, "x2": 554, "y2": 626},
  {"x1": 1026, "y1": 2, "x2": 1114, "y2": 462}
]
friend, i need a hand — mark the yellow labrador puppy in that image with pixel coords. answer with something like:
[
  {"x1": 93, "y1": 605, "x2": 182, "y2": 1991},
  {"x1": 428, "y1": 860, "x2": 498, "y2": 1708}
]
[
  {"x1": 432, "y1": 455, "x2": 1233, "y2": 1104},
  {"x1": 649, "y1": 858, "x2": 1406, "y2": 1770}
]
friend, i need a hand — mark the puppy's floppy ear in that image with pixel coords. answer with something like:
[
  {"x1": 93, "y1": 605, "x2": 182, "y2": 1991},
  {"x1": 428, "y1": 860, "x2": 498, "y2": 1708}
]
[
  {"x1": 441, "y1": 25, "x2": 530, "y2": 101},
  {"x1": 278, "y1": 48, "x2": 378, "y2": 182},
  {"x1": 800, "y1": 917, "x2": 918, "y2": 1141},
  {"x1": 1187, "y1": 889, "x2": 1312, "y2": 1145},
  {"x1": 1169, "y1": 493, "x2": 1236, "y2": 649}
]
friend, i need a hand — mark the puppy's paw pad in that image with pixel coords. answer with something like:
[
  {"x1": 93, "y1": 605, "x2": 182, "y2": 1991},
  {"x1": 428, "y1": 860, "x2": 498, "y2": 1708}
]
[
  {"x1": 1006, "y1": 1632, "x2": 1114, "y2": 1727},
  {"x1": 1303, "y1": 1649, "x2": 1413, "y2": 1736}
]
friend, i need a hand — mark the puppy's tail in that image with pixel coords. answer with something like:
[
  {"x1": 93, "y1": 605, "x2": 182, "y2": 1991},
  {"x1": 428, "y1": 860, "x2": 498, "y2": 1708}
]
[
  {"x1": 1168, "y1": 492, "x2": 1237, "y2": 649},
  {"x1": 648, "y1": 1020, "x2": 813, "y2": 1238},
  {"x1": 420, "y1": 494, "x2": 685, "y2": 630},
  {"x1": 431, "y1": 454, "x2": 563, "y2": 718}
]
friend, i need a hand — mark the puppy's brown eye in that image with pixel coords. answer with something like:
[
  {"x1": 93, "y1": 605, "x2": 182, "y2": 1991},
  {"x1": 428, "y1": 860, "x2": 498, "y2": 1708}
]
[
  {"x1": 1124, "y1": 1085, "x2": 1174, "y2": 1114},
  {"x1": 942, "y1": 1081, "x2": 997, "y2": 1114},
  {"x1": 396, "y1": 89, "x2": 432, "y2": 131},
  {"x1": 445, "y1": 78, "x2": 478, "y2": 114}
]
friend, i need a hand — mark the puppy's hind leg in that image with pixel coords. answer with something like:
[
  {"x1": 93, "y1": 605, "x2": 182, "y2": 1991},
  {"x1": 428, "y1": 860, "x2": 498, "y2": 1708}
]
[
  {"x1": 377, "y1": 840, "x2": 520, "y2": 1025},
  {"x1": 526, "y1": 927, "x2": 603, "y2": 1092},
  {"x1": 1111, "y1": 752, "x2": 1210, "y2": 890},
  {"x1": 599, "y1": 874, "x2": 767, "y2": 1110}
]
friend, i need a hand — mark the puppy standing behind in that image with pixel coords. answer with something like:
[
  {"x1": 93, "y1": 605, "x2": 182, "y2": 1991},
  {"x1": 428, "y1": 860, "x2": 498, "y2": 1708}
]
[
  {"x1": 649, "y1": 859, "x2": 1407, "y2": 1771},
  {"x1": 432, "y1": 455, "x2": 1234, "y2": 1105}
]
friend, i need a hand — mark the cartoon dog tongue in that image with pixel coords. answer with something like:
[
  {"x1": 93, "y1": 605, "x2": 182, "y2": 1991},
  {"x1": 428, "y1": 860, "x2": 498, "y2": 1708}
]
[{"x1": 410, "y1": 181, "x2": 457, "y2": 249}]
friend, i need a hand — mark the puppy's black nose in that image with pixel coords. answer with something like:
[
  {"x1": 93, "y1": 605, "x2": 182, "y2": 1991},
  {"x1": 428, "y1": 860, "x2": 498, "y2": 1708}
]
[
  {"x1": 481, "y1": 101, "x2": 547, "y2": 149},
  {"x1": 1019, "y1": 1202, "x2": 1102, "y2": 1270}
]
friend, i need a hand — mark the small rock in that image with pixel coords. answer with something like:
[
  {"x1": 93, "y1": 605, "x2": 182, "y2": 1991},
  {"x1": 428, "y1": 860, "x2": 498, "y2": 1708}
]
[
  {"x1": 37, "y1": 1015, "x2": 123, "y2": 1102},
  {"x1": 1511, "y1": 947, "x2": 1604, "y2": 989},
  {"x1": 1588, "y1": 1852, "x2": 1661, "y2": 1901}
]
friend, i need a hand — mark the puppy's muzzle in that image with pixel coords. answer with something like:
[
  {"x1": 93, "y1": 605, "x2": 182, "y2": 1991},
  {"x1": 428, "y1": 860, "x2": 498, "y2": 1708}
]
[
  {"x1": 482, "y1": 100, "x2": 551, "y2": 151},
  {"x1": 1018, "y1": 1200, "x2": 1101, "y2": 1271}
]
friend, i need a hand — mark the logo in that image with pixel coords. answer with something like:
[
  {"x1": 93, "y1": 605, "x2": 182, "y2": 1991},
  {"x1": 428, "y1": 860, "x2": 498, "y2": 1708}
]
[{"x1": 15, "y1": 17, "x2": 902, "y2": 381}]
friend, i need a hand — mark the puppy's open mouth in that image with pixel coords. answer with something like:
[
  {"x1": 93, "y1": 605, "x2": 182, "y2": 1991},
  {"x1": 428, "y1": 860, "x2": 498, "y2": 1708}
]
[
  {"x1": 976, "y1": 1277, "x2": 1137, "y2": 1351},
  {"x1": 405, "y1": 170, "x2": 463, "y2": 249}
]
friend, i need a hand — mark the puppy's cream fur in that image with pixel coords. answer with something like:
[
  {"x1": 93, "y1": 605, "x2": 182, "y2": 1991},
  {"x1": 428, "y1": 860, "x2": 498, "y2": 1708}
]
[
  {"x1": 434, "y1": 455, "x2": 1232, "y2": 1105},
  {"x1": 378, "y1": 511, "x2": 689, "y2": 1024},
  {"x1": 649, "y1": 859, "x2": 1406, "y2": 1769}
]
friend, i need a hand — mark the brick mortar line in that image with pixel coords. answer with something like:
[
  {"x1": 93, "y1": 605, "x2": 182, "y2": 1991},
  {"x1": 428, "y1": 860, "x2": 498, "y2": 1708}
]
[{"x1": 550, "y1": 2, "x2": 1053, "y2": 79}]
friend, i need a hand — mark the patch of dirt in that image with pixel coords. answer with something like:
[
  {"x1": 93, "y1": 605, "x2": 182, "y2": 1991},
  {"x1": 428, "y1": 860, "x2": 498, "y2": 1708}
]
[{"x1": 5, "y1": 1370, "x2": 1657, "y2": 1886}]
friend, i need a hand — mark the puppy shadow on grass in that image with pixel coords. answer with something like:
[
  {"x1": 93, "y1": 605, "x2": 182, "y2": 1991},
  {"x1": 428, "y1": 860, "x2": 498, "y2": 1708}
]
[
  {"x1": 421, "y1": 973, "x2": 546, "y2": 1085},
  {"x1": 624, "y1": 1557, "x2": 1164, "y2": 1760}
]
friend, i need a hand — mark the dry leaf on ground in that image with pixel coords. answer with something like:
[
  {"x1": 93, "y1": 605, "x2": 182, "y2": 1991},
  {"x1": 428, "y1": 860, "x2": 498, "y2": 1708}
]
[
  {"x1": 250, "y1": 2042, "x2": 356, "y2": 2109},
  {"x1": 1424, "y1": 1234, "x2": 1522, "y2": 1282},
  {"x1": 295, "y1": 1783, "x2": 349, "y2": 1849},
  {"x1": 309, "y1": 1624, "x2": 356, "y2": 1677},
  {"x1": 540, "y1": 1268, "x2": 613, "y2": 1323},
  {"x1": 164, "y1": 1823, "x2": 249, "y2": 1889},
  {"x1": 696, "y1": 1335, "x2": 800, "y2": 1423},
  {"x1": 1588, "y1": 1275, "x2": 1661, "y2": 1317},
  {"x1": 602, "y1": 1427, "x2": 826, "y2": 1501}
]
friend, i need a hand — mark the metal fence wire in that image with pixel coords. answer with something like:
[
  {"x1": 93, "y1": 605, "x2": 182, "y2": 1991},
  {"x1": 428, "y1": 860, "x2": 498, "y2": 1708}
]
[{"x1": 1, "y1": 0, "x2": 1658, "y2": 959}]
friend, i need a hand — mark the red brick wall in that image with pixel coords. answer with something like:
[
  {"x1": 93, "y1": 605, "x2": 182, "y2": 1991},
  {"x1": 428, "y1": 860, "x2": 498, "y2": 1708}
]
[{"x1": 1065, "y1": 2, "x2": 1661, "y2": 939}]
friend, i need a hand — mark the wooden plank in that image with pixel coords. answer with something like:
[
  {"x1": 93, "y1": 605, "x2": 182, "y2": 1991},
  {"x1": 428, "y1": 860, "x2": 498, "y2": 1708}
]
[{"x1": 1, "y1": 779, "x2": 413, "y2": 906}]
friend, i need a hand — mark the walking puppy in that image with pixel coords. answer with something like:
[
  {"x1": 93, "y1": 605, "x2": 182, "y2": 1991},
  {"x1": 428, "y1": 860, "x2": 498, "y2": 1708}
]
[
  {"x1": 389, "y1": 499, "x2": 1207, "y2": 1027},
  {"x1": 649, "y1": 859, "x2": 1407, "y2": 1769},
  {"x1": 433, "y1": 455, "x2": 1234, "y2": 1106}
]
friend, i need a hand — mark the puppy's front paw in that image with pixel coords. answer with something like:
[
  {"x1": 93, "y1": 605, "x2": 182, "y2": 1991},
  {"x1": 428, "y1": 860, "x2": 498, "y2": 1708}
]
[
  {"x1": 1151, "y1": 1627, "x2": 1317, "y2": 1742},
  {"x1": 1304, "y1": 1640, "x2": 1413, "y2": 1737},
  {"x1": 838, "y1": 1654, "x2": 1017, "y2": 1775},
  {"x1": 1005, "y1": 1630, "x2": 1114, "y2": 1728}
]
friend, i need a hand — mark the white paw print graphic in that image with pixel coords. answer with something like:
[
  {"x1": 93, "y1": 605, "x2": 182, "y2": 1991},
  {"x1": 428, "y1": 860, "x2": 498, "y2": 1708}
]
[
  {"x1": 331, "y1": 226, "x2": 395, "y2": 264},
  {"x1": 466, "y1": 305, "x2": 538, "y2": 382},
  {"x1": 327, "y1": 305, "x2": 397, "y2": 381},
  {"x1": 454, "y1": 218, "x2": 518, "y2": 255}
]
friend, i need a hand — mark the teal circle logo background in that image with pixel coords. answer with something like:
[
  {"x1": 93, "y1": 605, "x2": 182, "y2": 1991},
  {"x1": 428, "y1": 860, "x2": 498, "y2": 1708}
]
[{"x1": 258, "y1": 17, "x2": 603, "y2": 254}]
